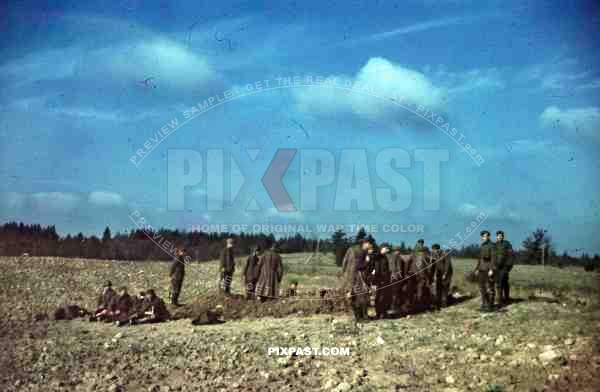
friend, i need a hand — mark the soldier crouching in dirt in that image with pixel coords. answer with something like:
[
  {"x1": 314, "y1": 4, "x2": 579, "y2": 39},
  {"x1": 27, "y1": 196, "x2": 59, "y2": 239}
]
[
  {"x1": 130, "y1": 289, "x2": 171, "y2": 325},
  {"x1": 119, "y1": 291, "x2": 148, "y2": 326},
  {"x1": 191, "y1": 305, "x2": 225, "y2": 325},
  {"x1": 255, "y1": 237, "x2": 284, "y2": 302},
  {"x1": 89, "y1": 281, "x2": 116, "y2": 322},
  {"x1": 109, "y1": 286, "x2": 134, "y2": 324}
]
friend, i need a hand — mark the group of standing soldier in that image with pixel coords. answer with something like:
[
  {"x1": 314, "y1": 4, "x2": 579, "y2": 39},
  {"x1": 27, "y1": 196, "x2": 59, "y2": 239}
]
[
  {"x1": 169, "y1": 236, "x2": 284, "y2": 304},
  {"x1": 476, "y1": 230, "x2": 514, "y2": 312},
  {"x1": 166, "y1": 229, "x2": 513, "y2": 321},
  {"x1": 341, "y1": 238, "x2": 454, "y2": 321}
]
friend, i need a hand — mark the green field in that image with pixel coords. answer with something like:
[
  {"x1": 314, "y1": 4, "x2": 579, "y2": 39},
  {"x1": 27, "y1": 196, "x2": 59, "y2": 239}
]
[{"x1": 1, "y1": 254, "x2": 599, "y2": 391}]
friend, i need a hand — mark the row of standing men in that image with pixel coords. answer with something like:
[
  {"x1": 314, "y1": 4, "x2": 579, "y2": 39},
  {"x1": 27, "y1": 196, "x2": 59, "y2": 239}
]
[
  {"x1": 341, "y1": 239, "x2": 453, "y2": 320},
  {"x1": 168, "y1": 230, "x2": 513, "y2": 318}
]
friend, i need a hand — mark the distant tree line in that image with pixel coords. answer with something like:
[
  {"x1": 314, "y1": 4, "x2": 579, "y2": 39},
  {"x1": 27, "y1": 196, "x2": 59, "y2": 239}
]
[{"x1": 0, "y1": 222, "x2": 598, "y2": 271}]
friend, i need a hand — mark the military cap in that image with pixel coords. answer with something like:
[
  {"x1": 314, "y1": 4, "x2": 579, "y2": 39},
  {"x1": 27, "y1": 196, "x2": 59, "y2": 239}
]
[
  {"x1": 496, "y1": 230, "x2": 504, "y2": 235},
  {"x1": 480, "y1": 230, "x2": 490, "y2": 236},
  {"x1": 432, "y1": 243, "x2": 441, "y2": 250},
  {"x1": 380, "y1": 242, "x2": 391, "y2": 249},
  {"x1": 417, "y1": 239, "x2": 424, "y2": 244}
]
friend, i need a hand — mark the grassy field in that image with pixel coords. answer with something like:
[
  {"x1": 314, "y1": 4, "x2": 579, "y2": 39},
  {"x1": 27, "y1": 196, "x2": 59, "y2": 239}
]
[{"x1": 1, "y1": 254, "x2": 599, "y2": 391}]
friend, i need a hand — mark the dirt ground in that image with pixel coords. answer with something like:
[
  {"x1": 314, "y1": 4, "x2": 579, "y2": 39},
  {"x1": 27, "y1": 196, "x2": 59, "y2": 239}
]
[{"x1": 1, "y1": 255, "x2": 599, "y2": 391}]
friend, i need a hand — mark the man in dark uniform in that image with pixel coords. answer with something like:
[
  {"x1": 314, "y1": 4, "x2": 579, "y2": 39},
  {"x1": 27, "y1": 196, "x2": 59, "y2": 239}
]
[
  {"x1": 414, "y1": 239, "x2": 433, "y2": 312},
  {"x1": 495, "y1": 230, "x2": 514, "y2": 306},
  {"x1": 388, "y1": 246, "x2": 404, "y2": 316},
  {"x1": 431, "y1": 244, "x2": 453, "y2": 309},
  {"x1": 169, "y1": 246, "x2": 188, "y2": 306},
  {"x1": 243, "y1": 246, "x2": 261, "y2": 299},
  {"x1": 220, "y1": 238, "x2": 235, "y2": 295},
  {"x1": 342, "y1": 239, "x2": 372, "y2": 321},
  {"x1": 121, "y1": 291, "x2": 148, "y2": 326},
  {"x1": 90, "y1": 281, "x2": 116, "y2": 321},
  {"x1": 369, "y1": 243, "x2": 391, "y2": 319},
  {"x1": 132, "y1": 289, "x2": 170, "y2": 324},
  {"x1": 475, "y1": 230, "x2": 496, "y2": 312},
  {"x1": 255, "y1": 237, "x2": 284, "y2": 301}
]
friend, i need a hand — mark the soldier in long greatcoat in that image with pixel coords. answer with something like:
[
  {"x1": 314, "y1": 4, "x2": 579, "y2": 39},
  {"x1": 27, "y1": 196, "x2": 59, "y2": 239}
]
[
  {"x1": 255, "y1": 238, "x2": 284, "y2": 301},
  {"x1": 243, "y1": 247, "x2": 261, "y2": 299}
]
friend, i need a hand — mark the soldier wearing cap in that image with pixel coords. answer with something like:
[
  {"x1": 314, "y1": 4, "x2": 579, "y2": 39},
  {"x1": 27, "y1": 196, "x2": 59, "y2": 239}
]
[
  {"x1": 431, "y1": 244, "x2": 453, "y2": 309},
  {"x1": 388, "y1": 246, "x2": 404, "y2": 315},
  {"x1": 342, "y1": 238, "x2": 372, "y2": 321},
  {"x1": 220, "y1": 238, "x2": 236, "y2": 295},
  {"x1": 413, "y1": 239, "x2": 433, "y2": 312},
  {"x1": 475, "y1": 230, "x2": 496, "y2": 312},
  {"x1": 495, "y1": 230, "x2": 513, "y2": 306},
  {"x1": 368, "y1": 243, "x2": 391, "y2": 319},
  {"x1": 169, "y1": 246, "x2": 188, "y2": 306},
  {"x1": 90, "y1": 280, "x2": 116, "y2": 321}
]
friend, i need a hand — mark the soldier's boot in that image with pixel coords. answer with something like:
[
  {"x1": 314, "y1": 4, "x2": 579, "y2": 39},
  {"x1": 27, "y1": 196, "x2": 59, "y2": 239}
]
[{"x1": 171, "y1": 291, "x2": 180, "y2": 306}]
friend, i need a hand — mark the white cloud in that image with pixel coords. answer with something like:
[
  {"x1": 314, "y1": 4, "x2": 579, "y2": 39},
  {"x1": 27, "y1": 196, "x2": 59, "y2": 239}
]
[
  {"x1": 30, "y1": 192, "x2": 80, "y2": 212},
  {"x1": 0, "y1": 15, "x2": 215, "y2": 91},
  {"x1": 88, "y1": 191, "x2": 124, "y2": 207},
  {"x1": 293, "y1": 57, "x2": 447, "y2": 125},
  {"x1": 98, "y1": 38, "x2": 215, "y2": 89},
  {"x1": 457, "y1": 202, "x2": 520, "y2": 222},
  {"x1": 539, "y1": 106, "x2": 600, "y2": 143}
]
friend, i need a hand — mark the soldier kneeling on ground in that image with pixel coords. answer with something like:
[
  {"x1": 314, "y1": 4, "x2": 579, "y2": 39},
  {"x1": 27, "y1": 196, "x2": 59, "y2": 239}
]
[
  {"x1": 117, "y1": 291, "x2": 147, "y2": 327},
  {"x1": 191, "y1": 305, "x2": 225, "y2": 325},
  {"x1": 89, "y1": 280, "x2": 116, "y2": 322},
  {"x1": 90, "y1": 280, "x2": 117, "y2": 321},
  {"x1": 109, "y1": 286, "x2": 134, "y2": 325},
  {"x1": 287, "y1": 280, "x2": 299, "y2": 298},
  {"x1": 130, "y1": 289, "x2": 170, "y2": 325}
]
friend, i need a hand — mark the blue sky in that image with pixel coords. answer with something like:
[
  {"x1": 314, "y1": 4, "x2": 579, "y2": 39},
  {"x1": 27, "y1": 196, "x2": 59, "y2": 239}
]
[{"x1": 1, "y1": 0, "x2": 599, "y2": 254}]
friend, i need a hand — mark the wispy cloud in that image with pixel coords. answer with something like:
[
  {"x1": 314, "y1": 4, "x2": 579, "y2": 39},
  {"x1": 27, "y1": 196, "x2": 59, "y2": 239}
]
[
  {"x1": 539, "y1": 106, "x2": 600, "y2": 143},
  {"x1": 521, "y1": 57, "x2": 600, "y2": 92},
  {"x1": 88, "y1": 191, "x2": 124, "y2": 207},
  {"x1": 345, "y1": 16, "x2": 482, "y2": 45}
]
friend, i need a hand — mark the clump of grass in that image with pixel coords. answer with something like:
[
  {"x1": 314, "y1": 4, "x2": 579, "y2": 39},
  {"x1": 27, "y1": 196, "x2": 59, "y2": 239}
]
[{"x1": 484, "y1": 384, "x2": 505, "y2": 392}]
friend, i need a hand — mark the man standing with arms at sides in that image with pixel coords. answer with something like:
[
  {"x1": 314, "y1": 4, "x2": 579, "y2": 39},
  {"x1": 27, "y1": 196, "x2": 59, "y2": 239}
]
[
  {"x1": 414, "y1": 239, "x2": 433, "y2": 312},
  {"x1": 495, "y1": 230, "x2": 513, "y2": 306},
  {"x1": 342, "y1": 239, "x2": 370, "y2": 321},
  {"x1": 431, "y1": 244, "x2": 453, "y2": 309},
  {"x1": 388, "y1": 246, "x2": 404, "y2": 316},
  {"x1": 255, "y1": 237, "x2": 284, "y2": 302},
  {"x1": 243, "y1": 246, "x2": 261, "y2": 299},
  {"x1": 475, "y1": 230, "x2": 497, "y2": 312},
  {"x1": 169, "y1": 246, "x2": 188, "y2": 306},
  {"x1": 220, "y1": 238, "x2": 235, "y2": 296},
  {"x1": 370, "y1": 243, "x2": 391, "y2": 319}
]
